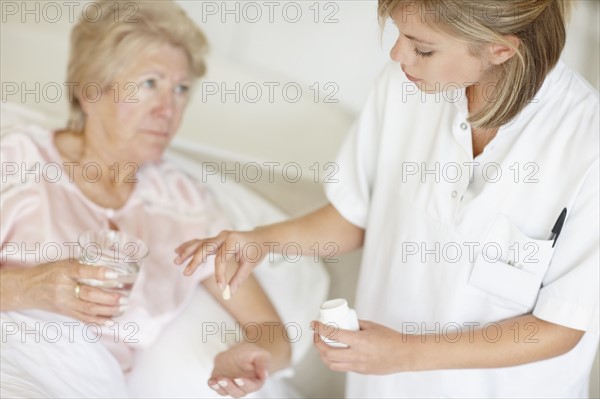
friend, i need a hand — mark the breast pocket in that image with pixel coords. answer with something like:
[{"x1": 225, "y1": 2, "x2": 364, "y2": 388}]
[{"x1": 467, "y1": 214, "x2": 555, "y2": 313}]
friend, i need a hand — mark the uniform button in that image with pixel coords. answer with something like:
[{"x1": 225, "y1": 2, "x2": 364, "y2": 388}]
[
  {"x1": 460, "y1": 122, "x2": 468, "y2": 130},
  {"x1": 451, "y1": 190, "x2": 458, "y2": 198}
]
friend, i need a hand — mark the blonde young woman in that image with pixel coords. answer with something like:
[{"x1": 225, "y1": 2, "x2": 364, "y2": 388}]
[
  {"x1": 0, "y1": 1, "x2": 290, "y2": 397},
  {"x1": 177, "y1": 1, "x2": 599, "y2": 397}
]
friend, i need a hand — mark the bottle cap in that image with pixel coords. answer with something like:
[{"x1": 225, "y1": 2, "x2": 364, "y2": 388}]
[{"x1": 319, "y1": 298, "x2": 350, "y2": 325}]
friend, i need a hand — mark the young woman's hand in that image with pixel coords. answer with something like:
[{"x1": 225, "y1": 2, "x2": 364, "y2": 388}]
[
  {"x1": 311, "y1": 319, "x2": 408, "y2": 375},
  {"x1": 4, "y1": 260, "x2": 127, "y2": 325},
  {"x1": 174, "y1": 229, "x2": 270, "y2": 294},
  {"x1": 207, "y1": 342, "x2": 271, "y2": 398},
  {"x1": 175, "y1": 204, "x2": 365, "y2": 297}
]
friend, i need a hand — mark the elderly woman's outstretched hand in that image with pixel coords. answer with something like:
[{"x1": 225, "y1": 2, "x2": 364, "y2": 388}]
[
  {"x1": 18, "y1": 259, "x2": 126, "y2": 325},
  {"x1": 207, "y1": 342, "x2": 271, "y2": 398},
  {"x1": 174, "y1": 230, "x2": 269, "y2": 296}
]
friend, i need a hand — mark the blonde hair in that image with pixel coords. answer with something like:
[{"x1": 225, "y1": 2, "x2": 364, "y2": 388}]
[
  {"x1": 378, "y1": 0, "x2": 572, "y2": 129},
  {"x1": 67, "y1": 0, "x2": 208, "y2": 132}
]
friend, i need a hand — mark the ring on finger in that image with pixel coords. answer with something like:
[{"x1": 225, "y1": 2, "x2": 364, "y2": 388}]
[{"x1": 74, "y1": 283, "x2": 81, "y2": 299}]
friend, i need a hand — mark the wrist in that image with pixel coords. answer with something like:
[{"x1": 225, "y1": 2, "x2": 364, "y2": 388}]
[
  {"x1": 254, "y1": 332, "x2": 292, "y2": 372},
  {"x1": 0, "y1": 266, "x2": 32, "y2": 311},
  {"x1": 265, "y1": 341, "x2": 292, "y2": 373},
  {"x1": 400, "y1": 333, "x2": 428, "y2": 372},
  {"x1": 251, "y1": 226, "x2": 280, "y2": 256}
]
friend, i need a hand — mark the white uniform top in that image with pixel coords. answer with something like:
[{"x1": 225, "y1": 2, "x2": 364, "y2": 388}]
[{"x1": 326, "y1": 60, "x2": 599, "y2": 398}]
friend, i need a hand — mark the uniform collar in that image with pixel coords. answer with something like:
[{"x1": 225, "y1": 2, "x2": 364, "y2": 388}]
[
  {"x1": 452, "y1": 86, "x2": 469, "y2": 116},
  {"x1": 451, "y1": 61, "x2": 565, "y2": 130}
]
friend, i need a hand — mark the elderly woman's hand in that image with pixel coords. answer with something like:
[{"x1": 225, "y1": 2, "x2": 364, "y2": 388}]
[
  {"x1": 207, "y1": 342, "x2": 271, "y2": 398},
  {"x1": 18, "y1": 259, "x2": 126, "y2": 325}
]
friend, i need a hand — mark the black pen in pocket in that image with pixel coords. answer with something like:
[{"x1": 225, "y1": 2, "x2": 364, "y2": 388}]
[{"x1": 549, "y1": 208, "x2": 567, "y2": 248}]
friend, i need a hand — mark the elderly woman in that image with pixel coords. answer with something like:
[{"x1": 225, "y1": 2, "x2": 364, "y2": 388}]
[{"x1": 0, "y1": 1, "x2": 290, "y2": 397}]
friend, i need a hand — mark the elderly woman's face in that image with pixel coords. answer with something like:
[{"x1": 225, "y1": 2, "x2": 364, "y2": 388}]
[{"x1": 83, "y1": 43, "x2": 192, "y2": 163}]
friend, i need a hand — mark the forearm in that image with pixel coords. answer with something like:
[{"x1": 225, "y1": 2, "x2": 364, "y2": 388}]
[
  {"x1": 407, "y1": 314, "x2": 584, "y2": 371},
  {"x1": 253, "y1": 203, "x2": 364, "y2": 257},
  {"x1": 242, "y1": 322, "x2": 291, "y2": 373},
  {"x1": 202, "y1": 273, "x2": 292, "y2": 372}
]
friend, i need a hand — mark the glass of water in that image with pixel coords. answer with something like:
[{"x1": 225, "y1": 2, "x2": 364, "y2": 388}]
[{"x1": 78, "y1": 230, "x2": 149, "y2": 296}]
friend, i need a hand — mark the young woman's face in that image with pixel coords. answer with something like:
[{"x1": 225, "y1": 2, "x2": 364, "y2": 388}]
[
  {"x1": 83, "y1": 43, "x2": 192, "y2": 163},
  {"x1": 390, "y1": 6, "x2": 491, "y2": 93}
]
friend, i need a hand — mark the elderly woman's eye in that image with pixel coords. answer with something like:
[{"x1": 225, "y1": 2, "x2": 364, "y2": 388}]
[
  {"x1": 141, "y1": 79, "x2": 156, "y2": 88},
  {"x1": 175, "y1": 85, "x2": 190, "y2": 94}
]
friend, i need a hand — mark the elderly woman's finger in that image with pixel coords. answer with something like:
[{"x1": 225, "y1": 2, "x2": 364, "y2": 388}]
[
  {"x1": 70, "y1": 263, "x2": 121, "y2": 281},
  {"x1": 75, "y1": 297, "x2": 122, "y2": 318},
  {"x1": 233, "y1": 377, "x2": 265, "y2": 394},
  {"x1": 208, "y1": 380, "x2": 228, "y2": 397},
  {"x1": 70, "y1": 310, "x2": 115, "y2": 327},
  {"x1": 215, "y1": 378, "x2": 247, "y2": 398},
  {"x1": 209, "y1": 377, "x2": 265, "y2": 398},
  {"x1": 77, "y1": 284, "x2": 126, "y2": 307}
]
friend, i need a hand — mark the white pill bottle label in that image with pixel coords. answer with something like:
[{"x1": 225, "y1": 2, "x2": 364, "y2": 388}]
[{"x1": 318, "y1": 298, "x2": 359, "y2": 348}]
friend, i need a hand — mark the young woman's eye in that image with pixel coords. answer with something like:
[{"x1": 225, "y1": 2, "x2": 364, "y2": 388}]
[
  {"x1": 414, "y1": 48, "x2": 433, "y2": 58},
  {"x1": 141, "y1": 78, "x2": 156, "y2": 88}
]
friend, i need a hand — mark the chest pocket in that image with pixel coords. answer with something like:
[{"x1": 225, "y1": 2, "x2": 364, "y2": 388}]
[{"x1": 467, "y1": 214, "x2": 555, "y2": 313}]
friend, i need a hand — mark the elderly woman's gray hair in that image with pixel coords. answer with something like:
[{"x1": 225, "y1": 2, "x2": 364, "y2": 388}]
[{"x1": 66, "y1": 0, "x2": 208, "y2": 132}]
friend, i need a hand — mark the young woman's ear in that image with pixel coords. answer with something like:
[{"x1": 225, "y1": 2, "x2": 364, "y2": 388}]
[{"x1": 487, "y1": 35, "x2": 521, "y2": 66}]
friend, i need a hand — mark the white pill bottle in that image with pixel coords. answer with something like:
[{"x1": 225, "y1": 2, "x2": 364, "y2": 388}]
[{"x1": 318, "y1": 298, "x2": 359, "y2": 348}]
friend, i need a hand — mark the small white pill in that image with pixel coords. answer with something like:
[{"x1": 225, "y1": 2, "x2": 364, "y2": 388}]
[{"x1": 222, "y1": 284, "x2": 231, "y2": 301}]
